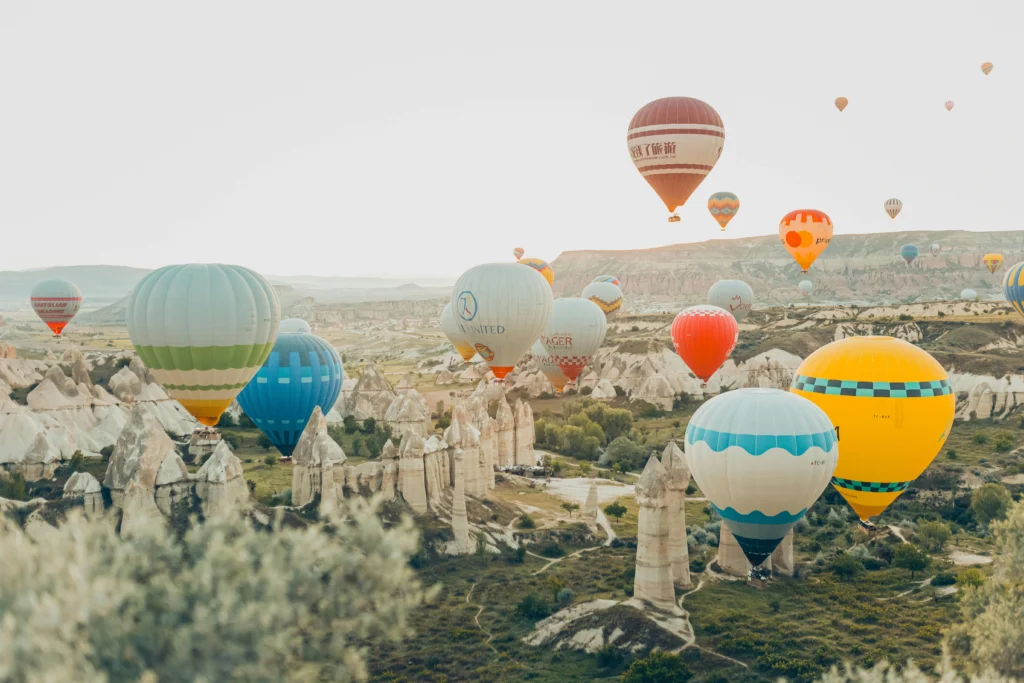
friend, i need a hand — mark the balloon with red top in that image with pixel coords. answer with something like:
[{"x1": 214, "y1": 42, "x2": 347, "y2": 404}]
[{"x1": 671, "y1": 305, "x2": 739, "y2": 388}]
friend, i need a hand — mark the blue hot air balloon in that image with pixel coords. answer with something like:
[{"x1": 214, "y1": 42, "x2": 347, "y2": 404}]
[
  {"x1": 901, "y1": 244, "x2": 919, "y2": 265},
  {"x1": 236, "y1": 320, "x2": 343, "y2": 456}
]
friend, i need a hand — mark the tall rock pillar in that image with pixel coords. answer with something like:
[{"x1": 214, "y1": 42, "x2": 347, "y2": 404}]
[
  {"x1": 450, "y1": 450, "x2": 473, "y2": 555},
  {"x1": 634, "y1": 456, "x2": 675, "y2": 610},
  {"x1": 661, "y1": 441, "x2": 691, "y2": 589}
]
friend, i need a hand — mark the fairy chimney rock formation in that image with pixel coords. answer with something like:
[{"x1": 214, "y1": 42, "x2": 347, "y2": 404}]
[
  {"x1": 195, "y1": 440, "x2": 250, "y2": 517},
  {"x1": 290, "y1": 406, "x2": 347, "y2": 509},
  {"x1": 634, "y1": 455, "x2": 675, "y2": 610},
  {"x1": 496, "y1": 394, "x2": 515, "y2": 467},
  {"x1": 384, "y1": 389, "x2": 429, "y2": 439},
  {"x1": 770, "y1": 529, "x2": 795, "y2": 576},
  {"x1": 584, "y1": 480, "x2": 599, "y2": 520},
  {"x1": 397, "y1": 433, "x2": 429, "y2": 515},
  {"x1": 62, "y1": 471, "x2": 103, "y2": 517},
  {"x1": 513, "y1": 398, "x2": 536, "y2": 466},
  {"x1": 661, "y1": 441, "x2": 692, "y2": 588},
  {"x1": 717, "y1": 524, "x2": 771, "y2": 577},
  {"x1": 450, "y1": 451, "x2": 473, "y2": 555},
  {"x1": 470, "y1": 399, "x2": 497, "y2": 490},
  {"x1": 341, "y1": 363, "x2": 396, "y2": 421}
]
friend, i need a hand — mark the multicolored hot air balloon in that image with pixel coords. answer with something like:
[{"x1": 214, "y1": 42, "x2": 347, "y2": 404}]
[
  {"x1": 531, "y1": 340, "x2": 570, "y2": 393},
  {"x1": 945, "y1": 101, "x2": 955, "y2": 112},
  {"x1": 126, "y1": 264, "x2": 281, "y2": 427},
  {"x1": 30, "y1": 279, "x2": 82, "y2": 337},
  {"x1": 707, "y1": 192, "x2": 740, "y2": 231},
  {"x1": 540, "y1": 298, "x2": 607, "y2": 384},
  {"x1": 452, "y1": 263, "x2": 552, "y2": 380},
  {"x1": 518, "y1": 257, "x2": 554, "y2": 287},
  {"x1": 799, "y1": 280, "x2": 813, "y2": 297},
  {"x1": 835, "y1": 97, "x2": 848, "y2": 112},
  {"x1": 685, "y1": 388, "x2": 838, "y2": 567},
  {"x1": 236, "y1": 322, "x2": 343, "y2": 456},
  {"x1": 670, "y1": 305, "x2": 738, "y2": 387},
  {"x1": 981, "y1": 62, "x2": 993, "y2": 75},
  {"x1": 628, "y1": 97, "x2": 725, "y2": 222},
  {"x1": 583, "y1": 281, "x2": 623, "y2": 317},
  {"x1": 707, "y1": 280, "x2": 753, "y2": 323},
  {"x1": 982, "y1": 253, "x2": 1004, "y2": 274},
  {"x1": 884, "y1": 198, "x2": 903, "y2": 219},
  {"x1": 961, "y1": 288, "x2": 978, "y2": 302},
  {"x1": 779, "y1": 210, "x2": 833, "y2": 272},
  {"x1": 592, "y1": 275, "x2": 620, "y2": 286},
  {"x1": 930, "y1": 244, "x2": 941, "y2": 257},
  {"x1": 1003, "y1": 262, "x2": 1024, "y2": 318},
  {"x1": 441, "y1": 303, "x2": 476, "y2": 362},
  {"x1": 792, "y1": 336, "x2": 954, "y2": 522},
  {"x1": 513, "y1": 247, "x2": 525, "y2": 260},
  {"x1": 901, "y1": 244, "x2": 919, "y2": 265}
]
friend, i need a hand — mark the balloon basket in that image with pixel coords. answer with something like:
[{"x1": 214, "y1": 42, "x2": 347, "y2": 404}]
[
  {"x1": 700, "y1": 382, "x2": 708, "y2": 390},
  {"x1": 668, "y1": 214, "x2": 680, "y2": 223}
]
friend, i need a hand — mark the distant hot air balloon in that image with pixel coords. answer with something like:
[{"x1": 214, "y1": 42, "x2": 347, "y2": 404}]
[
  {"x1": 792, "y1": 336, "x2": 954, "y2": 522},
  {"x1": 707, "y1": 192, "x2": 740, "y2": 231},
  {"x1": 1003, "y1": 262, "x2": 1024, "y2": 318},
  {"x1": 961, "y1": 288, "x2": 978, "y2": 302},
  {"x1": 126, "y1": 264, "x2": 281, "y2": 427},
  {"x1": 671, "y1": 305, "x2": 738, "y2": 387},
  {"x1": 531, "y1": 339, "x2": 570, "y2": 393},
  {"x1": 707, "y1": 280, "x2": 753, "y2": 323},
  {"x1": 540, "y1": 298, "x2": 607, "y2": 383},
  {"x1": 883, "y1": 198, "x2": 903, "y2": 219},
  {"x1": 945, "y1": 101, "x2": 955, "y2": 112},
  {"x1": 834, "y1": 97, "x2": 848, "y2": 112},
  {"x1": 982, "y1": 253, "x2": 1004, "y2": 274},
  {"x1": 513, "y1": 247, "x2": 525, "y2": 260},
  {"x1": 779, "y1": 210, "x2": 833, "y2": 272},
  {"x1": 799, "y1": 280, "x2": 813, "y2": 297},
  {"x1": 930, "y1": 244, "x2": 941, "y2": 257},
  {"x1": 685, "y1": 388, "x2": 838, "y2": 567},
  {"x1": 452, "y1": 263, "x2": 552, "y2": 380},
  {"x1": 30, "y1": 279, "x2": 82, "y2": 337},
  {"x1": 279, "y1": 318, "x2": 312, "y2": 335},
  {"x1": 441, "y1": 303, "x2": 476, "y2": 362},
  {"x1": 518, "y1": 258, "x2": 554, "y2": 287},
  {"x1": 583, "y1": 281, "x2": 623, "y2": 317},
  {"x1": 981, "y1": 62, "x2": 993, "y2": 75},
  {"x1": 901, "y1": 244, "x2": 919, "y2": 265},
  {"x1": 628, "y1": 97, "x2": 725, "y2": 222},
  {"x1": 236, "y1": 324, "x2": 343, "y2": 456},
  {"x1": 592, "y1": 274, "x2": 620, "y2": 286}
]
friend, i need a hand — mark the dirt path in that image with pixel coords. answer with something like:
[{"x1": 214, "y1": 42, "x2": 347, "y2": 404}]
[
  {"x1": 674, "y1": 576, "x2": 749, "y2": 669},
  {"x1": 527, "y1": 544, "x2": 605, "y2": 576},
  {"x1": 465, "y1": 583, "x2": 499, "y2": 654},
  {"x1": 888, "y1": 525, "x2": 909, "y2": 543}
]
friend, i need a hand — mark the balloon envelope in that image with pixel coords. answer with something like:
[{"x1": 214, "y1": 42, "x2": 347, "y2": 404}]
[
  {"x1": 799, "y1": 280, "x2": 813, "y2": 296},
  {"x1": 779, "y1": 210, "x2": 833, "y2": 272},
  {"x1": 671, "y1": 305, "x2": 738, "y2": 385},
  {"x1": 517, "y1": 258, "x2": 554, "y2": 287},
  {"x1": 540, "y1": 298, "x2": 607, "y2": 382},
  {"x1": 627, "y1": 97, "x2": 725, "y2": 215},
  {"x1": 583, "y1": 281, "x2": 623, "y2": 318},
  {"x1": 592, "y1": 274, "x2": 620, "y2": 286},
  {"x1": 441, "y1": 303, "x2": 476, "y2": 362},
  {"x1": 236, "y1": 331, "x2": 343, "y2": 456},
  {"x1": 961, "y1": 288, "x2": 978, "y2": 302},
  {"x1": 945, "y1": 101, "x2": 955, "y2": 111},
  {"x1": 982, "y1": 253, "x2": 1004, "y2": 274},
  {"x1": 930, "y1": 244, "x2": 941, "y2": 257},
  {"x1": 126, "y1": 264, "x2": 281, "y2": 426},
  {"x1": 884, "y1": 198, "x2": 902, "y2": 219},
  {"x1": 834, "y1": 97, "x2": 848, "y2": 112},
  {"x1": 901, "y1": 244, "x2": 919, "y2": 264},
  {"x1": 531, "y1": 340, "x2": 570, "y2": 392},
  {"x1": 279, "y1": 318, "x2": 312, "y2": 335},
  {"x1": 1003, "y1": 262, "x2": 1024, "y2": 318},
  {"x1": 708, "y1": 192, "x2": 740, "y2": 231},
  {"x1": 451, "y1": 263, "x2": 553, "y2": 379},
  {"x1": 513, "y1": 247, "x2": 524, "y2": 260},
  {"x1": 30, "y1": 279, "x2": 82, "y2": 336},
  {"x1": 685, "y1": 388, "x2": 838, "y2": 566},
  {"x1": 791, "y1": 336, "x2": 954, "y2": 521},
  {"x1": 707, "y1": 280, "x2": 753, "y2": 323},
  {"x1": 982, "y1": 62, "x2": 993, "y2": 75}
]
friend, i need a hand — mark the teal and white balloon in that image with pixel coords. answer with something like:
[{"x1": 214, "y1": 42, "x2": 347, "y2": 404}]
[
  {"x1": 279, "y1": 318, "x2": 312, "y2": 335},
  {"x1": 961, "y1": 288, "x2": 978, "y2": 302},
  {"x1": 684, "y1": 388, "x2": 838, "y2": 567},
  {"x1": 707, "y1": 280, "x2": 753, "y2": 322},
  {"x1": 799, "y1": 280, "x2": 813, "y2": 297}
]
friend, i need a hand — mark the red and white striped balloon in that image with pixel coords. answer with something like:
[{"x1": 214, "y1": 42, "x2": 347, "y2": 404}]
[
  {"x1": 671, "y1": 305, "x2": 738, "y2": 387},
  {"x1": 31, "y1": 279, "x2": 82, "y2": 337},
  {"x1": 540, "y1": 298, "x2": 607, "y2": 382}
]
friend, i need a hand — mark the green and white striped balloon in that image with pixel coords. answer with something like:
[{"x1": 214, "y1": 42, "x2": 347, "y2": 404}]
[{"x1": 126, "y1": 264, "x2": 280, "y2": 426}]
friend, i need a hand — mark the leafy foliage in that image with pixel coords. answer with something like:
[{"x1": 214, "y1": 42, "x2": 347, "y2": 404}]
[
  {"x1": 622, "y1": 651, "x2": 692, "y2": 682},
  {"x1": 971, "y1": 483, "x2": 1012, "y2": 526}
]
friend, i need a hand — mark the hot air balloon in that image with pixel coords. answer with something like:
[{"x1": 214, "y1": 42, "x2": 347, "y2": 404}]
[
  {"x1": 835, "y1": 97, "x2": 848, "y2": 112},
  {"x1": 441, "y1": 303, "x2": 476, "y2": 362},
  {"x1": 1003, "y1": 262, "x2": 1024, "y2": 318},
  {"x1": 799, "y1": 280, "x2": 813, "y2": 297},
  {"x1": 791, "y1": 336, "x2": 954, "y2": 522},
  {"x1": 707, "y1": 280, "x2": 753, "y2": 323},
  {"x1": 707, "y1": 192, "x2": 740, "y2": 231},
  {"x1": 901, "y1": 244, "x2": 919, "y2": 265},
  {"x1": 982, "y1": 62, "x2": 993, "y2": 75},
  {"x1": 531, "y1": 340, "x2": 570, "y2": 393},
  {"x1": 685, "y1": 388, "x2": 838, "y2": 567},
  {"x1": 583, "y1": 281, "x2": 623, "y2": 317},
  {"x1": 592, "y1": 275, "x2": 620, "y2": 286},
  {"x1": 884, "y1": 198, "x2": 903, "y2": 219},
  {"x1": 779, "y1": 210, "x2": 833, "y2": 272},
  {"x1": 930, "y1": 244, "x2": 941, "y2": 257},
  {"x1": 236, "y1": 324, "x2": 343, "y2": 456},
  {"x1": 126, "y1": 264, "x2": 281, "y2": 426},
  {"x1": 670, "y1": 305, "x2": 738, "y2": 387},
  {"x1": 513, "y1": 247, "x2": 525, "y2": 260},
  {"x1": 628, "y1": 97, "x2": 725, "y2": 222},
  {"x1": 540, "y1": 298, "x2": 607, "y2": 383},
  {"x1": 451, "y1": 263, "x2": 552, "y2": 380},
  {"x1": 945, "y1": 101, "x2": 955, "y2": 112},
  {"x1": 961, "y1": 288, "x2": 978, "y2": 302},
  {"x1": 30, "y1": 279, "x2": 82, "y2": 337},
  {"x1": 279, "y1": 318, "x2": 312, "y2": 335},
  {"x1": 518, "y1": 257, "x2": 554, "y2": 287},
  {"x1": 982, "y1": 253, "x2": 1004, "y2": 274}
]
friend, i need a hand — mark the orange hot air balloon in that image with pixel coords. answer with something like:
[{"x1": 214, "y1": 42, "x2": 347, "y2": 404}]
[
  {"x1": 627, "y1": 97, "x2": 724, "y2": 222},
  {"x1": 981, "y1": 62, "x2": 993, "y2": 75},
  {"x1": 671, "y1": 305, "x2": 738, "y2": 388},
  {"x1": 779, "y1": 210, "x2": 833, "y2": 272},
  {"x1": 982, "y1": 253, "x2": 1004, "y2": 274},
  {"x1": 835, "y1": 97, "x2": 849, "y2": 112}
]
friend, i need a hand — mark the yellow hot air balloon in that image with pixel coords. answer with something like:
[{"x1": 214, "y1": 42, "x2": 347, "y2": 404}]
[
  {"x1": 518, "y1": 257, "x2": 554, "y2": 287},
  {"x1": 982, "y1": 253, "x2": 1004, "y2": 274},
  {"x1": 791, "y1": 336, "x2": 954, "y2": 522},
  {"x1": 834, "y1": 97, "x2": 848, "y2": 112}
]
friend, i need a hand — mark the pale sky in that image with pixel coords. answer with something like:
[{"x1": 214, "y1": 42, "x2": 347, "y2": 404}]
[{"x1": 1, "y1": 1, "x2": 1020, "y2": 278}]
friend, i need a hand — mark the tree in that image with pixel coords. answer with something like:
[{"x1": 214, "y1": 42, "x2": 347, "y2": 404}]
[
  {"x1": 352, "y1": 438, "x2": 364, "y2": 458},
  {"x1": 604, "y1": 436, "x2": 647, "y2": 471},
  {"x1": 263, "y1": 454, "x2": 277, "y2": 467},
  {"x1": 516, "y1": 514, "x2": 535, "y2": 529},
  {"x1": 560, "y1": 502, "x2": 580, "y2": 518},
  {"x1": 830, "y1": 553, "x2": 864, "y2": 582},
  {"x1": 257, "y1": 434, "x2": 273, "y2": 451},
  {"x1": 0, "y1": 472, "x2": 28, "y2": 501},
  {"x1": 362, "y1": 417, "x2": 377, "y2": 434},
  {"x1": 67, "y1": 450, "x2": 86, "y2": 473},
  {"x1": 216, "y1": 412, "x2": 237, "y2": 428},
  {"x1": 971, "y1": 483, "x2": 1012, "y2": 526},
  {"x1": 0, "y1": 501, "x2": 427, "y2": 681},
  {"x1": 603, "y1": 502, "x2": 627, "y2": 521},
  {"x1": 547, "y1": 576, "x2": 564, "y2": 603},
  {"x1": 622, "y1": 651, "x2": 692, "y2": 683},
  {"x1": 516, "y1": 592, "x2": 551, "y2": 620},
  {"x1": 221, "y1": 433, "x2": 240, "y2": 450},
  {"x1": 892, "y1": 544, "x2": 930, "y2": 579},
  {"x1": 917, "y1": 520, "x2": 952, "y2": 552},
  {"x1": 343, "y1": 415, "x2": 358, "y2": 434},
  {"x1": 955, "y1": 568, "x2": 985, "y2": 588}
]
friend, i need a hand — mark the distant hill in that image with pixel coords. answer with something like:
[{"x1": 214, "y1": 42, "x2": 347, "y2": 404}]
[{"x1": 0, "y1": 266, "x2": 150, "y2": 305}]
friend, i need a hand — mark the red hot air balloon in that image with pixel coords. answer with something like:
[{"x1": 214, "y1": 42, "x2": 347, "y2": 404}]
[
  {"x1": 671, "y1": 305, "x2": 738, "y2": 388},
  {"x1": 627, "y1": 97, "x2": 725, "y2": 223}
]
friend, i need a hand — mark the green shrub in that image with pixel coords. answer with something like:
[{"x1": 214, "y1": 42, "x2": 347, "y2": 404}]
[
  {"x1": 516, "y1": 592, "x2": 551, "y2": 620},
  {"x1": 622, "y1": 651, "x2": 692, "y2": 682},
  {"x1": 0, "y1": 472, "x2": 28, "y2": 501},
  {"x1": 931, "y1": 572, "x2": 956, "y2": 586},
  {"x1": 973, "y1": 433, "x2": 988, "y2": 445},
  {"x1": 516, "y1": 514, "x2": 535, "y2": 529},
  {"x1": 263, "y1": 454, "x2": 277, "y2": 467},
  {"x1": 538, "y1": 542, "x2": 565, "y2": 558}
]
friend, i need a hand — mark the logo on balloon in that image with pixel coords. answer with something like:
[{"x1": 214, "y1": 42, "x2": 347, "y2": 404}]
[
  {"x1": 475, "y1": 343, "x2": 494, "y2": 361},
  {"x1": 457, "y1": 291, "x2": 478, "y2": 322}
]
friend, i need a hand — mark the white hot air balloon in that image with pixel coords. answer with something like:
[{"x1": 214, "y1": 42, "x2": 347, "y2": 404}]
[
  {"x1": 582, "y1": 281, "x2": 623, "y2": 318},
  {"x1": 451, "y1": 263, "x2": 553, "y2": 380},
  {"x1": 531, "y1": 339, "x2": 570, "y2": 392},
  {"x1": 278, "y1": 318, "x2": 312, "y2": 335},
  {"x1": 540, "y1": 298, "x2": 607, "y2": 385},
  {"x1": 707, "y1": 280, "x2": 753, "y2": 323},
  {"x1": 961, "y1": 288, "x2": 978, "y2": 302},
  {"x1": 798, "y1": 280, "x2": 813, "y2": 297},
  {"x1": 930, "y1": 244, "x2": 941, "y2": 257},
  {"x1": 685, "y1": 388, "x2": 838, "y2": 567},
  {"x1": 30, "y1": 279, "x2": 82, "y2": 337},
  {"x1": 441, "y1": 303, "x2": 476, "y2": 362},
  {"x1": 883, "y1": 198, "x2": 903, "y2": 219}
]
